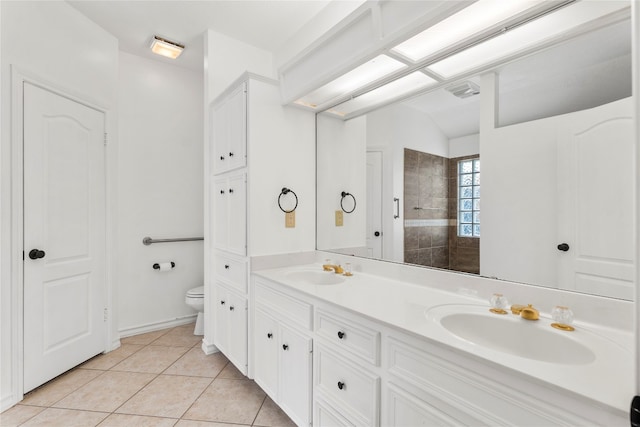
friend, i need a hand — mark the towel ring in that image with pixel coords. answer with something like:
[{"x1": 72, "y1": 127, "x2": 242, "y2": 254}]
[
  {"x1": 340, "y1": 191, "x2": 356, "y2": 214},
  {"x1": 278, "y1": 187, "x2": 298, "y2": 213}
]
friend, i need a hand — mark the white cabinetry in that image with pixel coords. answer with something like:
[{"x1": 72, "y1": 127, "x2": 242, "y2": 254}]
[
  {"x1": 212, "y1": 82, "x2": 246, "y2": 174},
  {"x1": 313, "y1": 306, "x2": 381, "y2": 427},
  {"x1": 253, "y1": 278, "x2": 312, "y2": 426},
  {"x1": 205, "y1": 73, "x2": 315, "y2": 375},
  {"x1": 212, "y1": 171, "x2": 246, "y2": 256},
  {"x1": 214, "y1": 283, "x2": 247, "y2": 374}
]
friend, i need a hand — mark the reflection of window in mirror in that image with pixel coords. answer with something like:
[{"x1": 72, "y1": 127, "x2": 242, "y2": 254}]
[{"x1": 458, "y1": 158, "x2": 480, "y2": 238}]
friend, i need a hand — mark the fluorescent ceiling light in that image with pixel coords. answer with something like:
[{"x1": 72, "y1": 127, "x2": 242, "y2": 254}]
[
  {"x1": 295, "y1": 55, "x2": 406, "y2": 108},
  {"x1": 427, "y1": 0, "x2": 629, "y2": 78},
  {"x1": 392, "y1": 0, "x2": 545, "y2": 62},
  {"x1": 150, "y1": 36, "x2": 184, "y2": 59},
  {"x1": 327, "y1": 71, "x2": 437, "y2": 117}
]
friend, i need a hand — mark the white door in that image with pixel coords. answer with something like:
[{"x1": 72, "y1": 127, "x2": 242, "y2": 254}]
[
  {"x1": 23, "y1": 82, "x2": 107, "y2": 392},
  {"x1": 366, "y1": 151, "x2": 383, "y2": 258},
  {"x1": 557, "y1": 98, "x2": 634, "y2": 300}
]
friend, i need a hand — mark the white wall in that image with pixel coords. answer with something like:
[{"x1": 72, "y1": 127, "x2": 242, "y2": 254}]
[
  {"x1": 247, "y1": 79, "x2": 316, "y2": 256},
  {"x1": 317, "y1": 114, "x2": 367, "y2": 252},
  {"x1": 0, "y1": 1, "x2": 118, "y2": 410},
  {"x1": 449, "y1": 134, "x2": 480, "y2": 158},
  {"x1": 117, "y1": 52, "x2": 203, "y2": 334},
  {"x1": 206, "y1": 30, "x2": 275, "y2": 103}
]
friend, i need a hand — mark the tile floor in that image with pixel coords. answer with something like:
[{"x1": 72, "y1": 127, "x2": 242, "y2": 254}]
[{"x1": 1, "y1": 323, "x2": 296, "y2": 427}]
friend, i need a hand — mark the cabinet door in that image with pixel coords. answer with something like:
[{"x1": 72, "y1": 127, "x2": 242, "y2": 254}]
[
  {"x1": 279, "y1": 324, "x2": 312, "y2": 427},
  {"x1": 253, "y1": 309, "x2": 279, "y2": 399},
  {"x1": 212, "y1": 83, "x2": 246, "y2": 175},
  {"x1": 226, "y1": 290, "x2": 248, "y2": 375},
  {"x1": 212, "y1": 177, "x2": 228, "y2": 251},
  {"x1": 226, "y1": 172, "x2": 247, "y2": 256},
  {"x1": 213, "y1": 285, "x2": 228, "y2": 354},
  {"x1": 226, "y1": 83, "x2": 247, "y2": 172},
  {"x1": 212, "y1": 99, "x2": 229, "y2": 174}
]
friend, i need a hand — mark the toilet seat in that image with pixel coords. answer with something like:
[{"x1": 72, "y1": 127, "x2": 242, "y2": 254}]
[{"x1": 186, "y1": 286, "x2": 204, "y2": 298}]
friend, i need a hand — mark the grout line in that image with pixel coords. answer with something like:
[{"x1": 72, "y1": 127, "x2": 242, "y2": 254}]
[{"x1": 250, "y1": 395, "x2": 268, "y2": 427}]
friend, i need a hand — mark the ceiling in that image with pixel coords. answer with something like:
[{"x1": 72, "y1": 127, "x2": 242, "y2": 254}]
[
  {"x1": 67, "y1": 0, "x2": 335, "y2": 71},
  {"x1": 66, "y1": 1, "x2": 632, "y2": 140},
  {"x1": 401, "y1": 18, "x2": 632, "y2": 139}
]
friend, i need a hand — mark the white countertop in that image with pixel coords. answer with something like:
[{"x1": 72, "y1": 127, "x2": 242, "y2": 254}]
[{"x1": 253, "y1": 263, "x2": 633, "y2": 413}]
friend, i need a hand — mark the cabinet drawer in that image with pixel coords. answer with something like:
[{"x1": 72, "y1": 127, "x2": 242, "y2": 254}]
[
  {"x1": 254, "y1": 279, "x2": 312, "y2": 330},
  {"x1": 315, "y1": 308, "x2": 380, "y2": 365},
  {"x1": 215, "y1": 253, "x2": 247, "y2": 293},
  {"x1": 315, "y1": 345, "x2": 380, "y2": 426}
]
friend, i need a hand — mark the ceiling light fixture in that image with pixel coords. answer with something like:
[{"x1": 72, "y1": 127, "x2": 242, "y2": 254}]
[
  {"x1": 150, "y1": 36, "x2": 184, "y2": 59},
  {"x1": 426, "y1": 0, "x2": 629, "y2": 78},
  {"x1": 392, "y1": 0, "x2": 547, "y2": 62},
  {"x1": 295, "y1": 55, "x2": 407, "y2": 109}
]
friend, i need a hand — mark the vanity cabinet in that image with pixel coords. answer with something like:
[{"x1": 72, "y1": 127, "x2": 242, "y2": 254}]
[
  {"x1": 250, "y1": 269, "x2": 627, "y2": 427},
  {"x1": 252, "y1": 278, "x2": 313, "y2": 426},
  {"x1": 213, "y1": 283, "x2": 247, "y2": 374}
]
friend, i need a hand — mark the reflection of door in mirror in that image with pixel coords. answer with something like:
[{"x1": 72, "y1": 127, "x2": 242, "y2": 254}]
[
  {"x1": 366, "y1": 151, "x2": 383, "y2": 258},
  {"x1": 403, "y1": 148, "x2": 480, "y2": 274}
]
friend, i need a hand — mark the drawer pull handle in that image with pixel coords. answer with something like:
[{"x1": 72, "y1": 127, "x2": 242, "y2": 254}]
[
  {"x1": 220, "y1": 156, "x2": 225, "y2": 161},
  {"x1": 220, "y1": 300, "x2": 225, "y2": 305},
  {"x1": 220, "y1": 190, "x2": 225, "y2": 194},
  {"x1": 282, "y1": 344, "x2": 289, "y2": 351},
  {"x1": 224, "y1": 264, "x2": 230, "y2": 269},
  {"x1": 229, "y1": 306, "x2": 235, "y2": 311},
  {"x1": 337, "y1": 381, "x2": 345, "y2": 390},
  {"x1": 267, "y1": 333, "x2": 273, "y2": 339},
  {"x1": 337, "y1": 331, "x2": 346, "y2": 339},
  {"x1": 229, "y1": 152, "x2": 234, "y2": 157},
  {"x1": 229, "y1": 188, "x2": 234, "y2": 193}
]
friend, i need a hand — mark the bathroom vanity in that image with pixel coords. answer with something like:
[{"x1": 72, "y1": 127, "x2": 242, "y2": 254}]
[{"x1": 250, "y1": 254, "x2": 631, "y2": 427}]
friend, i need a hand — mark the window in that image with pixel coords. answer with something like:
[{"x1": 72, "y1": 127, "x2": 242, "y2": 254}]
[{"x1": 458, "y1": 158, "x2": 480, "y2": 237}]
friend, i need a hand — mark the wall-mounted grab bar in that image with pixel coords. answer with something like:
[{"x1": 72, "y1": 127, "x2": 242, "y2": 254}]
[{"x1": 142, "y1": 236, "x2": 204, "y2": 246}]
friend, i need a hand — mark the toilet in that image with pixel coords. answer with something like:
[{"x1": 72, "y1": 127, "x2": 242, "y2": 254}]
[{"x1": 185, "y1": 286, "x2": 204, "y2": 335}]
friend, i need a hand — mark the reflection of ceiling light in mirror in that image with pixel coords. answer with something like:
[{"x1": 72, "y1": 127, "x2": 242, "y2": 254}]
[
  {"x1": 446, "y1": 81, "x2": 480, "y2": 99},
  {"x1": 391, "y1": 0, "x2": 545, "y2": 62},
  {"x1": 295, "y1": 55, "x2": 407, "y2": 108},
  {"x1": 150, "y1": 36, "x2": 184, "y2": 59},
  {"x1": 327, "y1": 72, "x2": 437, "y2": 116},
  {"x1": 426, "y1": 1, "x2": 629, "y2": 79}
]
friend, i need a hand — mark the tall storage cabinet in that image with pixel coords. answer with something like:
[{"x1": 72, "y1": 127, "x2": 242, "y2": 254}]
[{"x1": 203, "y1": 73, "x2": 315, "y2": 378}]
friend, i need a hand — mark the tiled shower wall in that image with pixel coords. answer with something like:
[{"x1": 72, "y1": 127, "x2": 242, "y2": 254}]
[{"x1": 403, "y1": 148, "x2": 479, "y2": 274}]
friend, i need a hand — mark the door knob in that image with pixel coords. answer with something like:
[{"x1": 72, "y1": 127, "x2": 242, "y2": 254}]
[
  {"x1": 374, "y1": 231, "x2": 381, "y2": 237},
  {"x1": 557, "y1": 243, "x2": 570, "y2": 252},
  {"x1": 28, "y1": 249, "x2": 45, "y2": 260}
]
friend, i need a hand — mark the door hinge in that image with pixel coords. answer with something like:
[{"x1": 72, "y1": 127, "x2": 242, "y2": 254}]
[
  {"x1": 22, "y1": 251, "x2": 25, "y2": 261},
  {"x1": 103, "y1": 308, "x2": 108, "y2": 322},
  {"x1": 104, "y1": 133, "x2": 108, "y2": 146}
]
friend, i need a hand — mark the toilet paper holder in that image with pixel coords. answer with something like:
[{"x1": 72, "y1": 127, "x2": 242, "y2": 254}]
[{"x1": 153, "y1": 262, "x2": 175, "y2": 270}]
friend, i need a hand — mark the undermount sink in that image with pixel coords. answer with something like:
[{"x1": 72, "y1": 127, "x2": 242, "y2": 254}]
[
  {"x1": 430, "y1": 307, "x2": 596, "y2": 365},
  {"x1": 285, "y1": 270, "x2": 345, "y2": 285}
]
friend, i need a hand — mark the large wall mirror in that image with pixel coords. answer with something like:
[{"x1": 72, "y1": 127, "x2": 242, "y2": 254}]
[{"x1": 316, "y1": 13, "x2": 634, "y2": 301}]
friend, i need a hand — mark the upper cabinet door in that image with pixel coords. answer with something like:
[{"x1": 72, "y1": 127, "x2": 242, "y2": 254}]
[{"x1": 213, "y1": 82, "x2": 247, "y2": 175}]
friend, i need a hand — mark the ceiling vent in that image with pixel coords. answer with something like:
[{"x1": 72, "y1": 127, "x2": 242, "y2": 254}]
[{"x1": 446, "y1": 81, "x2": 480, "y2": 99}]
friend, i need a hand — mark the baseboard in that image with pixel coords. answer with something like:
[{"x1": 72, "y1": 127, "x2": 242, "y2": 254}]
[
  {"x1": 118, "y1": 314, "x2": 197, "y2": 338},
  {"x1": 201, "y1": 338, "x2": 219, "y2": 355},
  {"x1": 1, "y1": 393, "x2": 18, "y2": 413}
]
